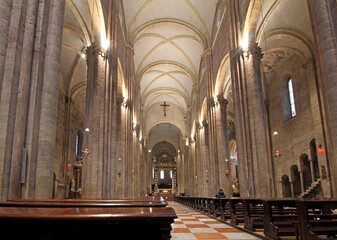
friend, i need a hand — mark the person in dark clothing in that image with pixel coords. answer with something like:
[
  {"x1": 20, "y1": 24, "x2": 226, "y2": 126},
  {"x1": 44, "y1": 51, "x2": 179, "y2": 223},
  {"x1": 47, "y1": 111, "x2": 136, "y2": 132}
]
[
  {"x1": 210, "y1": 189, "x2": 226, "y2": 215},
  {"x1": 215, "y1": 189, "x2": 226, "y2": 198},
  {"x1": 232, "y1": 191, "x2": 240, "y2": 197}
]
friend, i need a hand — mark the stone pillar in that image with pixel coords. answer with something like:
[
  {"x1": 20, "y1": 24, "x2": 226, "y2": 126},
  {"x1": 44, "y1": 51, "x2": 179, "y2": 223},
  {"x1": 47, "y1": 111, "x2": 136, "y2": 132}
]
[
  {"x1": 216, "y1": 96, "x2": 231, "y2": 196},
  {"x1": 290, "y1": 181, "x2": 295, "y2": 198},
  {"x1": 309, "y1": 159, "x2": 316, "y2": 183},
  {"x1": 154, "y1": 167, "x2": 158, "y2": 194},
  {"x1": 82, "y1": 42, "x2": 107, "y2": 198},
  {"x1": 189, "y1": 138, "x2": 196, "y2": 196},
  {"x1": 202, "y1": 120, "x2": 211, "y2": 197},
  {"x1": 299, "y1": 171, "x2": 305, "y2": 194},
  {"x1": 195, "y1": 125, "x2": 204, "y2": 196},
  {"x1": 0, "y1": 0, "x2": 13, "y2": 99},
  {"x1": 307, "y1": 0, "x2": 337, "y2": 196},
  {"x1": 0, "y1": 0, "x2": 40, "y2": 200},
  {"x1": 0, "y1": 0, "x2": 30, "y2": 200},
  {"x1": 34, "y1": 0, "x2": 65, "y2": 199},
  {"x1": 230, "y1": 43, "x2": 273, "y2": 197},
  {"x1": 176, "y1": 152, "x2": 182, "y2": 194}
]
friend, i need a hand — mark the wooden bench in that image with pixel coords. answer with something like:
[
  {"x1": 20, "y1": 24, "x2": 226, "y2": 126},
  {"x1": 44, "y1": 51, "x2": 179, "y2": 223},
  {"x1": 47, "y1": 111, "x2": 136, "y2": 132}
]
[
  {"x1": 263, "y1": 199, "x2": 299, "y2": 240},
  {"x1": 0, "y1": 197, "x2": 177, "y2": 240},
  {"x1": 296, "y1": 199, "x2": 337, "y2": 240},
  {"x1": 6, "y1": 196, "x2": 167, "y2": 208},
  {"x1": 229, "y1": 198, "x2": 245, "y2": 225},
  {"x1": 242, "y1": 198, "x2": 265, "y2": 231}
]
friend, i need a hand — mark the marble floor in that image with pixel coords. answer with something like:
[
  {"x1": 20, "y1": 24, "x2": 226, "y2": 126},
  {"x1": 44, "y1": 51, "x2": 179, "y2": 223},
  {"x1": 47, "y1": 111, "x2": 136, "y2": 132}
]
[{"x1": 168, "y1": 201, "x2": 262, "y2": 240}]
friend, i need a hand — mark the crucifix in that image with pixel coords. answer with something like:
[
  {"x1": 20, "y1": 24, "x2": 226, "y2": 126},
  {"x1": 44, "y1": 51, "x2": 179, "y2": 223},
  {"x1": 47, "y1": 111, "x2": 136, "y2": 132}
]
[{"x1": 160, "y1": 102, "x2": 170, "y2": 117}]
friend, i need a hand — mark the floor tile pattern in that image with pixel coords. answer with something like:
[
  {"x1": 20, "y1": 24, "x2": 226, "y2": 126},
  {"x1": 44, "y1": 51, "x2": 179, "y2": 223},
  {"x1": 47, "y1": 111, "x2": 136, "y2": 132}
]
[{"x1": 168, "y1": 201, "x2": 261, "y2": 240}]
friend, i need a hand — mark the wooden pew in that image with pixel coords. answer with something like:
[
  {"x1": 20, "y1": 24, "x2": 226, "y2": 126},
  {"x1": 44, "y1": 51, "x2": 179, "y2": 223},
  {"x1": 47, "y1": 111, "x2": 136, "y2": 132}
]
[
  {"x1": 0, "y1": 197, "x2": 177, "y2": 240},
  {"x1": 296, "y1": 199, "x2": 337, "y2": 240},
  {"x1": 263, "y1": 199, "x2": 299, "y2": 240},
  {"x1": 6, "y1": 196, "x2": 167, "y2": 208},
  {"x1": 218, "y1": 198, "x2": 230, "y2": 221},
  {"x1": 229, "y1": 198, "x2": 245, "y2": 225},
  {"x1": 242, "y1": 198, "x2": 265, "y2": 231}
]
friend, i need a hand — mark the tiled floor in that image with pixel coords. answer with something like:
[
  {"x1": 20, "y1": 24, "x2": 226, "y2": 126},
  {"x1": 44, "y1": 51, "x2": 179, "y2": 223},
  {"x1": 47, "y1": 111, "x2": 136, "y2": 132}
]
[{"x1": 168, "y1": 201, "x2": 262, "y2": 240}]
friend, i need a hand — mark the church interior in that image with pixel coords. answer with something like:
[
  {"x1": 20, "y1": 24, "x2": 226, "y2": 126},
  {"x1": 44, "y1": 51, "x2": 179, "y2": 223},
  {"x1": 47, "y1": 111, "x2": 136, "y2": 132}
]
[{"x1": 0, "y1": 0, "x2": 337, "y2": 239}]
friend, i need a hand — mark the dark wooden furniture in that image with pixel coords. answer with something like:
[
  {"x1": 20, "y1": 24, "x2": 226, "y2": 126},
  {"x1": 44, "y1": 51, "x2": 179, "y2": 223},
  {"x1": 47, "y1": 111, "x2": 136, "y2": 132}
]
[
  {"x1": 242, "y1": 198, "x2": 265, "y2": 231},
  {"x1": 0, "y1": 197, "x2": 177, "y2": 240},
  {"x1": 263, "y1": 199, "x2": 299, "y2": 240},
  {"x1": 229, "y1": 197, "x2": 244, "y2": 225},
  {"x1": 175, "y1": 196, "x2": 337, "y2": 240},
  {"x1": 296, "y1": 199, "x2": 337, "y2": 240}
]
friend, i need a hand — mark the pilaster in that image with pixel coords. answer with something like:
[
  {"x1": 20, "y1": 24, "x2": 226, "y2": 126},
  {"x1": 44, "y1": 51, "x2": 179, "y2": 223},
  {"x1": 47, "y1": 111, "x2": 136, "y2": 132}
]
[{"x1": 307, "y1": 0, "x2": 337, "y2": 196}]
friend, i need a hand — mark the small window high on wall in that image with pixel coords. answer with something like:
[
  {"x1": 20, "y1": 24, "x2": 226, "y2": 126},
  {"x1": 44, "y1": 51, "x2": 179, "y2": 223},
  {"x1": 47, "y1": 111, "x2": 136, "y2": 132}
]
[
  {"x1": 288, "y1": 78, "x2": 296, "y2": 117},
  {"x1": 160, "y1": 170, "x2": 164, "y2": 179},
  {"x1": 76, "y1": 131, "x2": 83, "y2": 157}
]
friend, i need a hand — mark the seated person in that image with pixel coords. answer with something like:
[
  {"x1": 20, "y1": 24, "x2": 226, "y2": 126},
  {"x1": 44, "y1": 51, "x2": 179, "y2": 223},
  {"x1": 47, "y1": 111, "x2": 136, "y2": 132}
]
[{"x1": 215, "y1": 189, "x2": 226, "y2": 198}]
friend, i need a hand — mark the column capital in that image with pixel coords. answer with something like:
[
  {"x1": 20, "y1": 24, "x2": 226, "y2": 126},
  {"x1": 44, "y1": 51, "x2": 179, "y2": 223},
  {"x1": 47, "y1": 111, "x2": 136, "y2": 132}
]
[
  {"x1": 86, "y1": 42, "x2": 107, "y2": 59},
  {"x1": 217, "y1": 95, "x2": 228, "y2": 107},
  {"x1": 248, "y1": 42, "x2": 263, "y2": 61}
]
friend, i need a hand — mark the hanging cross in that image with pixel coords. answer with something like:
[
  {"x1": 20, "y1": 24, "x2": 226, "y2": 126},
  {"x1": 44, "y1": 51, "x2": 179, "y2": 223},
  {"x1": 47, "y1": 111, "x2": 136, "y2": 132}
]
[{"x1": 160, "y1": 102, "x2": 170, "y2": 117}]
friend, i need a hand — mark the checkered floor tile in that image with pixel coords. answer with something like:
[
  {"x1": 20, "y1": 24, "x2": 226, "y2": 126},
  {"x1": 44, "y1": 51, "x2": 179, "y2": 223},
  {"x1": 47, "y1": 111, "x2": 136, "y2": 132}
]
[{"x1": 168, "y1": 201, "x2": 262, "y2": 240}]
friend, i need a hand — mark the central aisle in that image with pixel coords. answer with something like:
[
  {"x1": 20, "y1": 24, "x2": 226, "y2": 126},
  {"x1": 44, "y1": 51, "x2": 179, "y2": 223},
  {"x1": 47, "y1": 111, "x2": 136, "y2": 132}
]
[{"x1": 168, "y1": 201, "x2": 261, "y2": 240}]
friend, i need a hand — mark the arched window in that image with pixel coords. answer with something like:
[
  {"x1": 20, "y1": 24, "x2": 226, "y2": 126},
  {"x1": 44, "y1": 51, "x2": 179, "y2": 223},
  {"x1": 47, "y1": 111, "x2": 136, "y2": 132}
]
[
  {"x1": 288, "y1": 78, "x2": 296, "y2": 117},
  {"x1": 281, "y1": 75, "x2": 297, "y2": 120},
  {"x1": 76, "y1": 131, "x2": 83, "y2": 157}
]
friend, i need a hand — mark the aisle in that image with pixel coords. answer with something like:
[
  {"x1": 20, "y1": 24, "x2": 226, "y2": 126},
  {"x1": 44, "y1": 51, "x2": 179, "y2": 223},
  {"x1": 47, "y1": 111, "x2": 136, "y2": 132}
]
[{"x1": 168, "y1": 201, "x2": 262, "y2": 240}]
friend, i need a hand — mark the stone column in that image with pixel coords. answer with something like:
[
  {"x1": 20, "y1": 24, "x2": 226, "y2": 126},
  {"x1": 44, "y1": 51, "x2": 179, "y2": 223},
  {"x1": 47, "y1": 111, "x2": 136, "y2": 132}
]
[
  {"x1": 7, "y1": 0, "x2": 40, "y2": 200},
  {"x1": 176, "y1": 151, "x2": 182, "y2": 194},
  {"x1": 216, "y1": 96, "x2": 231, "y2": 196},
  {"x1": 202, "y1": 120, "x2": 211, "y2": 196},
  {"x1": 154, "y1": 167, "x2": 159, "y2": 194},
  {"x1": 307, "y1": 0, "x2": 337, "y2": 196},
  {"x1": 299, "y1": 171, "x2": 305, "y2": 194},
  {"x1": 309, "y1": 159, "x2": 316, "y2": 183},
  {"x1": 82, "y1": 42, "x2": 107, "y2": 198},
  {"x1": 290, "y1": 181, "x2": 295, "y2": 198},
  {"x1": 34, "y1": 0, "x2": 65, "y2": 199},
  {"x1": 230, "y1": 43, "x2": 272, "y2": 197},
  {"x1": 0, "y1": 0, "x2": 13, "y2": 99}
]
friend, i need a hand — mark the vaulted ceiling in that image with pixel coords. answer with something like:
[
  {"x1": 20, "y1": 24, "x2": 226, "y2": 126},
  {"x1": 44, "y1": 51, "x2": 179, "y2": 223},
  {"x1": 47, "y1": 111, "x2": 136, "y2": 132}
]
[
  {"x1": 123, "y1": 0, "x2": 218, "y2": 139},
  {"x1": 60, "y1": 0, "x2": 314, "y2": 149}
]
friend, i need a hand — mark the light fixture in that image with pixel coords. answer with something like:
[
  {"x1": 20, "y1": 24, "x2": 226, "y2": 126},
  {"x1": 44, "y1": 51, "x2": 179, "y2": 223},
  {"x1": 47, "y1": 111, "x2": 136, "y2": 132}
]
[
  {"x1": 81, "y1": 53, "x2": 86, "y2": 59},
  {"x1": 225, "y1": 158, "x2": 229, "y2": 162},
  {"x1": 241, "y1": 37, "x2": 250, "y2": 57},
  {"x1": 318, "y1": 144, "x2": 325, "y2": 154},
  {"x1": 273, "y1": 129, "x2": 278, "y2": 136},
  {"x1": 273, "y1": 149, "x2": 282, "y2": 158},
  {"x1": 148, "y1": 149, "x2": 151, "y2": 153},
  {"x1": 102, "y1": 39, "x2": 109, "y2": 50},
  {"x1": 82, "y1": 147, "x2": 90, "y2": 157},
  {"x1": 225, "y1": 169, "x2": 230, "y2": 176},
  {"x1": 85, "y1": 127, "x2": 90, "y2": 132}
]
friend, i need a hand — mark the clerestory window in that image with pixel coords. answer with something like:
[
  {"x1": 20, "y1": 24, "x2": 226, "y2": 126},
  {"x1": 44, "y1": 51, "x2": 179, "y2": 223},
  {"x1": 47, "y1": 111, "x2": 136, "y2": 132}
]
[{"x1": 288, "y1": 78, "x2": 296, "y2": 117}]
